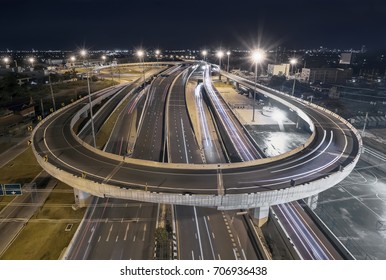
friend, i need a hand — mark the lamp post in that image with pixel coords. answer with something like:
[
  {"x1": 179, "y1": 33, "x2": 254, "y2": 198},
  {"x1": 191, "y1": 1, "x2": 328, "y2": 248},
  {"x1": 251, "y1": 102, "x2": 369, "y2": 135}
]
[
  {"x1": 80, "y1": 49, "x2": 97, "y2": 148},
  {"x1": 226, "y1": 51, "x2": 231, "y2": 72},
  {"x1": 3, "y1": 57, "x2": 9, "y2": 68},
  {"x1": 290, "y1": 58, "x2": 297, "y2": 96},
  {"x1": 251, "y1": 49, "x2": 265, "y2": 122},
  {"x1": 137, "y1": 50, "x2": 145, "y2": 86},
  {"x1": 155, "y1": 49, "x2": 160, "y2": 62},
  {"x1": 69, "y1": 56, "x2": 76, "y2": 80},
  {"x1": 202, "y1": 50, "x2": 207, "y2": 61},
  {"x1": 216, "y1": 50, "x2": 224, "y2": 80},
  {"x1": 29, "y1": 57, "x2": 35, "y2": 68}
]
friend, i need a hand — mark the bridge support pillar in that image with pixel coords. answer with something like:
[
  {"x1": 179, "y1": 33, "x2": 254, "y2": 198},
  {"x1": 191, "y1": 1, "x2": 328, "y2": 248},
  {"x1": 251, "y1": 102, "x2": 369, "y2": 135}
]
[
  {"x1": 234, "y1": 82, "x2": 240, "y2": 91},
  {"x1": 226, "y1": 77, "x2": 230, "y2": 84},
  {"x1": 252, "y1": 206, "x2": 270, "y2": 227},
  {"x1": 73, "y1": 188, "x2": 92, "y2": 208},
  {"x1": 305, "y1": 194, "x2": 319, "y2": 210}
]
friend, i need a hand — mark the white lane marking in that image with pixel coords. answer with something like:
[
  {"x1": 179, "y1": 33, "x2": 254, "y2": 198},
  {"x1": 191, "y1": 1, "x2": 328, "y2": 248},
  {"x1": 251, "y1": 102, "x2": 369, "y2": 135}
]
[
  {"x1": 133, "y1": 235, "x2": 136, "y2": 242},
  {"x1": 124, "y1": 223, "x2": 129, "y2": 241},
  {"x1": 181, "y1": 119, "x2": 189, "y2": 163},
  {"x1": 106, "y1": 224, "x2": 113, "y2": 242},
  {"x1": 241, "y1": 249, "x2": 247, "y2": 260},
  {"x1": 218, "y1": 254, "x2": 221, "y2": 260},
  {"x1": 212, "y1": 232, "x2": 215, "y2": 239},
  {"x1": 98, "y1": 236, "x2": 101, "y2": 242},
  {"x1": 204, "y1": 216, "x2": 216, "y2": 259},
  {"x1": 193, "y1": 206, "x2": 204, "y2": 260},
  {"x1": 116, "y1": 235, "x2": 119, "y2": 242},
  {"x1": 233, "y1": 248, "x2": 238, "y2": 260},
  {"x1": 142, "y1": 224, "x2": 147, "y2": 241},
  {"x1": 191, "y1": 250, "x2": 195, "y2": 260},
  {"x1": 342, "y1": 187, "x2": 384, "y2": 220},
  {"x1": 88, "y1": 226, "x2": 96, "y2": 244}
]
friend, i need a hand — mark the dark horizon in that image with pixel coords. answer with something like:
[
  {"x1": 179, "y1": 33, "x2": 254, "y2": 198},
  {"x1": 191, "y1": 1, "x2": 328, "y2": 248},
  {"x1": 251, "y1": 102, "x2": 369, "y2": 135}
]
[{"x1": 1, "y1": 0, "x2": 385, "y2": 51}]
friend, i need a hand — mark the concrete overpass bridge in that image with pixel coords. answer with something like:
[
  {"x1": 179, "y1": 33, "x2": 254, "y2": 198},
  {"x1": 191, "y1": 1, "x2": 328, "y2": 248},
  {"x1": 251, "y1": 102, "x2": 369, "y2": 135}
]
[{"x1": 31, "y1": 62, "x2": 362, "y2": 211}]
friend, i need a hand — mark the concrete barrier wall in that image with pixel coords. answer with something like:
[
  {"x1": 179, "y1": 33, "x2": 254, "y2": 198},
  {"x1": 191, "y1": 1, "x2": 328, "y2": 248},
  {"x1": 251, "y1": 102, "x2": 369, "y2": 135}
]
[{"x1": 33, "y1": 141, "x2": 359, "y2": 209}]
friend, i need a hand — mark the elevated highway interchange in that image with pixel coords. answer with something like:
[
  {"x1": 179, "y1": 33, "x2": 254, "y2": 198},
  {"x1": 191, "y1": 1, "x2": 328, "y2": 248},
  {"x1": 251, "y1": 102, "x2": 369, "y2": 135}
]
[{"x1": 31, "y1": 62, "x2": 362, "y2": 210}]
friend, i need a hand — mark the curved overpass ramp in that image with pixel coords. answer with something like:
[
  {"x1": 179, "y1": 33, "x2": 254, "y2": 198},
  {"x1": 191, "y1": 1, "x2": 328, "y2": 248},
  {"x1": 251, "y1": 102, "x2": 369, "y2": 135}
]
[{"x1": 31, "y1": 63, "x2": 362, "y2": 210}]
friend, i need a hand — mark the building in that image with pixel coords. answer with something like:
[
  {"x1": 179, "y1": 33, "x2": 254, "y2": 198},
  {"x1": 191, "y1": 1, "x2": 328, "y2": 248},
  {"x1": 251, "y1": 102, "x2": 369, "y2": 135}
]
[
  {"x1": 267, "y1": 63, "x2": 290, "y2": 77},
  {"x1": 339, "y1": 53, "x2": 352, "y2": 65},
  {"x1": 301, "y1": 68, "x2": 352, "y2": 84}
]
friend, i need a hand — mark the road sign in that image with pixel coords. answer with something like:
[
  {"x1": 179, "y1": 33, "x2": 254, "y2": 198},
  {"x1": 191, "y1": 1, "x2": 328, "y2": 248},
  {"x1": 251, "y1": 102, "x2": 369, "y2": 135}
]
[
  {"x1": 4, "y1": 184, "x2": 22, "y2": 196},
  {"x1": 0, "y1": 184, "x2": 4, "y2": 196}
]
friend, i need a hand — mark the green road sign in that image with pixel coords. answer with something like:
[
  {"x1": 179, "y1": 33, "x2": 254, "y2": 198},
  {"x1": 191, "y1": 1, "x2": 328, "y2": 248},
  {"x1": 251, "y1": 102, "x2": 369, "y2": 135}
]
[{"x1": 4, "y1": 184, "x2": 22, "y2": 196}]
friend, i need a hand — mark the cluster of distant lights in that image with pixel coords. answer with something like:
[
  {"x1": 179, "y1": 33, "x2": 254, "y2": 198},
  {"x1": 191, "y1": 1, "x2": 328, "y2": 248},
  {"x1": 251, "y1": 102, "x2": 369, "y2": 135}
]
[{"x1": 2, "y1": 48, "x2": 300, "y2": 69}]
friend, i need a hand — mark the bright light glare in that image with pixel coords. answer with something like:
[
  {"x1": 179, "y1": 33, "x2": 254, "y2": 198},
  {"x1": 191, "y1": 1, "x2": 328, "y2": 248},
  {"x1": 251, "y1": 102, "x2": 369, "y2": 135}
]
[
  {"x1": 29, "y1": 57, "x2": 34, "y2": 63},
  {"x1": 273, "y1": 109, "x2": 286, "y2": 122},
  {"x1": 101, "y1": 55, "x2": 106, "y2": 60},
  {"x1": 202, "y1": 50, "x2": 207, "y2": 56},
  {"x1": 137, "y1": 50, "x2": 144, "y2": 57},
  {"x1": 155, "y1": 49, "x2": 160, "y2": 55},
  {"x1": 290, "y1": 58, "x2": 297, "y2": 65},
  {"x1": 3, "y1": 57, "x2": 9, "y2": 63},
  {"x1": 226, "y1": 51, "x2": 231, "y2": 56},
  {"x1": 70, "y1": 56, "x2": 76, "y2": 62},
  {"x1": 80, "y1": 49, "x2": 87, "y2": 57},
  {"x1": 251, "y1": 49, "x2": 265, "y2": 63},
  {"x1": 217, "y1": 50, "x2": 224, "y2": 58}
]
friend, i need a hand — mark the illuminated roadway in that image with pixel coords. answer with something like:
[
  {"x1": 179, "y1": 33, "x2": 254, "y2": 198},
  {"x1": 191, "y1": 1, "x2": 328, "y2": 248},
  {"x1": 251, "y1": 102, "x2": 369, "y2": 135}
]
[{"x1": 31, "y1": 62, "x2": 362, "y2": 210}]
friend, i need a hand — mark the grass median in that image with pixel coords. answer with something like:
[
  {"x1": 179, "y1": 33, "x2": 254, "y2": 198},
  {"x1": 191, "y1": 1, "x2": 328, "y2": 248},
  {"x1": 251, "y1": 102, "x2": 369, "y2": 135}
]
[{"x1": 1, "y1": 181, "x2": 86, "y2": 260}]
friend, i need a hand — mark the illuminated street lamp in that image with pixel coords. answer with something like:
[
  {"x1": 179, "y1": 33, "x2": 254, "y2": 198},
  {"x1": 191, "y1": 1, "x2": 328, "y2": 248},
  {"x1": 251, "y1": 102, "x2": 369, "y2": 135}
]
[
  {"x1": 101, "y1": 55, "x2": 106, "y2": 64},
  {"x1": 290, "y1": 58, "x2": 297, "y2": 96},
  {"x1": 251, "y1": 49, "x2": 265, "y2": 122},
  {"x1": 216, "y1": 50, "x2": 224, "y2": 80},
  {"x1": 29, "y1": 57, "x2": 35, "y2": 68},
  {"x1": 202, "y1": 50, "x2": 207, "y2": 61},
  {"x1": 226, "y1": 51, "x2": 231, "y2": 72},
  {"x1": 80, "y1": 49, "x2": 97, "y2": 148},
  {"x1": 3, "y1": 57, "x2": 9, "y2": 65},
  {"x1": 137, "y1": 50, "x2": 145, "y2": 86},
  {"x1": 155, "y1": 49, "x2": 160, "y2": 62}
]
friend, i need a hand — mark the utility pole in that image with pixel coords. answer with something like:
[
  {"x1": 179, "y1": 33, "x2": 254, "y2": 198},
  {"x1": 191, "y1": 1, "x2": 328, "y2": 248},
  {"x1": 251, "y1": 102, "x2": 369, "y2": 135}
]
[
  {"x1": 49, "y1": 74, "x2": 56, "y2": 111},
  {"x1": 362, "y1": 112, "x2": 368, "y2": 137}
]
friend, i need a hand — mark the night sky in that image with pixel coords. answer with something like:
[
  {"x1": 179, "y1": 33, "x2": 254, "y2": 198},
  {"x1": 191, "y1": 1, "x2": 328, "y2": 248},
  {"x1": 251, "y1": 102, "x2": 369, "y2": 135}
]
[{"x1": 1, "y1": 0, "x2": 385, "y2": 50}]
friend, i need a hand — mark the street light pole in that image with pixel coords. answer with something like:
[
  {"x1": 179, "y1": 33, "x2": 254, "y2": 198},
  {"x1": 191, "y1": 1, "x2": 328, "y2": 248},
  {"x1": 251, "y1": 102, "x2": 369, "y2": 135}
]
[
  {"x1": 137, "y1": 50, "x2": 145, "y2": 86},
  {"x1": 226, "y1": 51, "x2": 231, "y2": 72},
  {"x1": 217, "y1": 50, "x2": 224, "y2": 81},
  {"x1": 48, "y1": 74, "x2": 56, "y2": 112},
  {"x1": 81, "y1": 49, "x2": 97, "y2": 148},
  {"x1": 202, "y1": 50, "x2": 207, "y2": 61},
  {"x1": 251, "y1": 49, "x2": 265, "y2": 122},
  {"x1": 290, "y1": 58, "x2": 297, "y2": 96},
  {"x1": 155, "y1": 49, "x2": 160, "y2": 62},
  {"x1": 252, "y1": 61, "x2": 257, "y2": 122}
]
